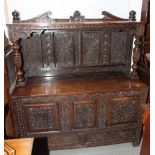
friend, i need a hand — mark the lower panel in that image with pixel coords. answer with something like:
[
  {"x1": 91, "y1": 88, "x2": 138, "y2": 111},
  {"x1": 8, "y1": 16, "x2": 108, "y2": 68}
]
[{"x1": 48, "y1": 127, "x2": 135, "y2": 150}]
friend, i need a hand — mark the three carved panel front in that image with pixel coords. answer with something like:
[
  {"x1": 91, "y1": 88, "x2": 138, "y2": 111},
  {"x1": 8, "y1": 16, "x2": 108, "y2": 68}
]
[{"x1": 14, "y1": 95, "x2": 139, "y2": 137}]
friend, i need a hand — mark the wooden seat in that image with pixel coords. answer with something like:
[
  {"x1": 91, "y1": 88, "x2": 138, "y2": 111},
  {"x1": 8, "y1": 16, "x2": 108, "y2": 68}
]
[{"x1": 12, "y1": 73, "x2": 147, "y2": 97}]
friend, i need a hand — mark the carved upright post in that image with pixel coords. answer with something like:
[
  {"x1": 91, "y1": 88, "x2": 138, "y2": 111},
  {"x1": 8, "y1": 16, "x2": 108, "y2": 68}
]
[
  {"x1": 12, "y1": 40, "x2": 25, "y2": 85},
  {"x1": 131, "y1": 23, "x2": 145, "y2": 79},
  {"x1": 11, "y1": 10, "x2": 25, "y2": 86}
]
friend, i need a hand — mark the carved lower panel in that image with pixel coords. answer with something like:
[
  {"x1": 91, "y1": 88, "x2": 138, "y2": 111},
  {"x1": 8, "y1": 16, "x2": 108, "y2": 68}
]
[
  {"x1": 87, "y1": 129, "x2": 135, "y2": 142},
  {"x1": 73, "y1": 100, "x2": 97, "y2": 129},
  {"x1": 110, "y1": 97, "x2": 138, "y2": 124},
  {"x1": 59, "y1": 102, "x2": 72, "y2": 131},
  {"x1": 98, "y1": 99, "x2": 106, "y2": 128},
  {"x1": 24, "y1": 103, "x2": 59, "y2": 131},
  {"x1": 48, "y1": 128, "x2": 135, "y2": 150},
  {"x1": 12, "y1": 99, "x2": 27, "y2": 137},
  {"x1": 133, "y1": 104, "x2": 143, "y2": 146}
]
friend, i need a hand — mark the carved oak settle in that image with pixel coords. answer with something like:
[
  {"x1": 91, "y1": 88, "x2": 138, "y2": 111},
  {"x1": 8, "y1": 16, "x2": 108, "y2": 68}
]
[{"x1": 6, "y1": 10, "x2": 148, "y2": 150}]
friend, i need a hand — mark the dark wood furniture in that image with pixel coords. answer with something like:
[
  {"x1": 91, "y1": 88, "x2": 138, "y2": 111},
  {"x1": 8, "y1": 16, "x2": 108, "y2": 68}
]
[
  {"x1": 140, "y1": 105, "x2": 150, "y2": 155},
  {"x1": 138, "y1": 0, "x2": 150, "y2": 85},
  {"x1": 6, "y1": 10, "x2": 148, "y2": 150}
]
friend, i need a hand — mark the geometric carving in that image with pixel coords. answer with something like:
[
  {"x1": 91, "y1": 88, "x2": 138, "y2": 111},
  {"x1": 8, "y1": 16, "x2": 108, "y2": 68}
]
[
  {"x1": 82, "y1": 31, "x2": 101, "y2": 66},
  {"x1": 101, "y1": 31, "x2": 110, "y2": 65},
  {"x1": 110, "y1": 31, "x2": 127, "y2": 64},
  {"x1": 111, "y1": 98, "x2": 138, "y2": 124},
  {"x1": 24, "y1": 103, "x2": 59, "y2": 131},
  {"x1": 73, "y1": 100, "x2": 97, "y2": 129},
  {"x1": 41, "y1": 31, "x2": 55, "y2": 67},
  {"x1": 59, "y1": 102, "x2": 72, "y2": 131},
  {"x1": 22, "y1": 33, "x2": 43, "y2": 69},
  {"x1": 98, "y1": 100, "x2": 106, "y2": 128},
  {"x1": 54, "y1": 32, "x2": 74, "y2": 67}
]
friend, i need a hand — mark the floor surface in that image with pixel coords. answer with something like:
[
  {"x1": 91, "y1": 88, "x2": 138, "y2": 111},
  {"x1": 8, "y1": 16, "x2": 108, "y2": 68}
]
[{"x1": 49, "y1": 143, "x2": 141, "y2": 155}]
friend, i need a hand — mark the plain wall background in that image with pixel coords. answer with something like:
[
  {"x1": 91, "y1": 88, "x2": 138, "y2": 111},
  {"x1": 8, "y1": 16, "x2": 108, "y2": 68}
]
[{"x1": 5, "y1": 0, "x2": 143, "y2": 23}]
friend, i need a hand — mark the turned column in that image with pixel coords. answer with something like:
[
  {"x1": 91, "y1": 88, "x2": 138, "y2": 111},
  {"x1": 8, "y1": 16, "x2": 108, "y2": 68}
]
[
  {"x1": 12, "y1": 40, "x2": 25, "y2": 83},
  {"x1": 11, "y1": 10, "x2": 25, "y2": 85},
  {"x1": 131, "y1": 24, "x2": 145, "y2": 79}
]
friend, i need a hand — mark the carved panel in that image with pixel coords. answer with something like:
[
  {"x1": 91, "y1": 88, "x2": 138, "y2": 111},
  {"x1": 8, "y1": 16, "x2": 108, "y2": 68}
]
[
  {"x1": 22, "y1": 33, "x2": 43, "y2": 69},
  {"x1": 110, "y1": 31, "x2": 127, "y2": 64},
  {"x1": 13, "y1": 99, "x2": 27, "y2": 137},
  {"x1": 110, "y1": 97, "x2": 138, "y2": 125},
  {"x1": 59, "y1": 102, "x2": 72, "y2": 131},
  {"x1": 98, "y1": 99, "x2": 106, "y2": 128},
  {"x1": 101, "y1": 31, "x2": 110, "y2": 65},
  {"x1": 41, "y1": 31, "x2": 55, "y2": 67},
  {"x1": 54, "y1": 32, "x2": 74, "y2": 67},
  {"x1": 24, "y1": 103, "x2": 59, "y2": 131},
  {"x1": 82, "y1": 31, "x2": 101, "y2": 66},
  {"x1": 73, "y1": 100, "x2": 97, "y2": 129},
  {"x1": 74, "y1": 31, "x2": 81, "y2": 66}
]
